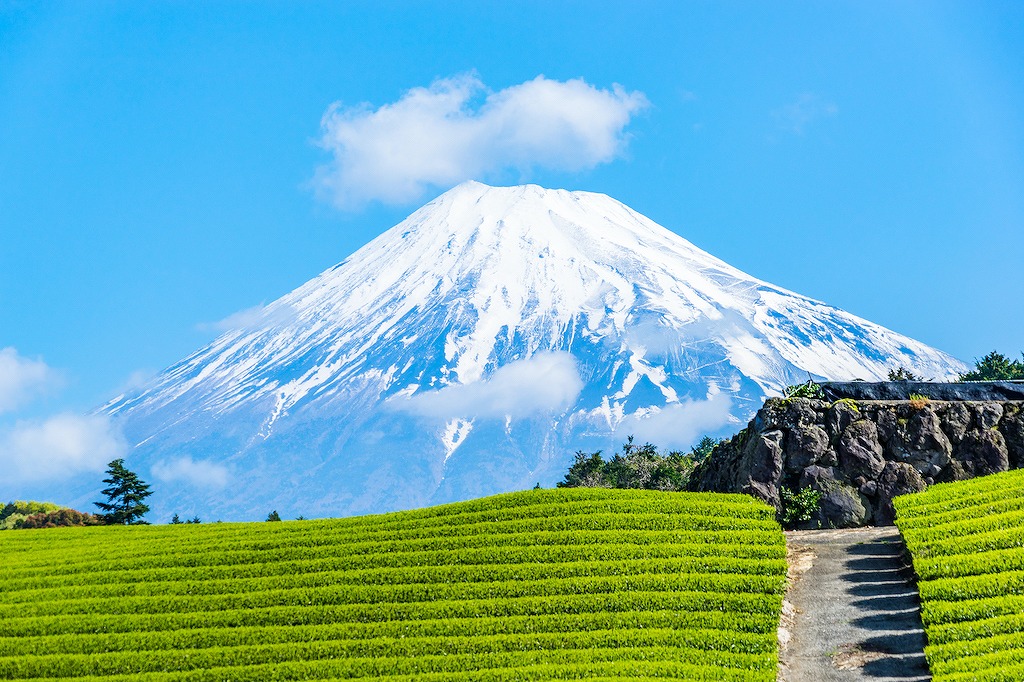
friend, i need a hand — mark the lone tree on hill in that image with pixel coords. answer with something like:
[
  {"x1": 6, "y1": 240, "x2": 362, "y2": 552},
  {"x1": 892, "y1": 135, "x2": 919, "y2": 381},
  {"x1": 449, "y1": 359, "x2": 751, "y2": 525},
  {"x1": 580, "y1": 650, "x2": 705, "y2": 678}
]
[{"x1": 94, "y1": 459, "x2": 153, "y2": 525}]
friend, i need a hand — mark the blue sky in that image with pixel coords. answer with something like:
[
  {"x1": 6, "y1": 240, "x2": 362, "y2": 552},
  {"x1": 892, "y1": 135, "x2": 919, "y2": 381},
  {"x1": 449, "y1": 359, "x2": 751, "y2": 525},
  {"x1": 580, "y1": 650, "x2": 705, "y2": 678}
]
[{"x1": 1, "y1": 1, "x2": 1022, "y2": 424}]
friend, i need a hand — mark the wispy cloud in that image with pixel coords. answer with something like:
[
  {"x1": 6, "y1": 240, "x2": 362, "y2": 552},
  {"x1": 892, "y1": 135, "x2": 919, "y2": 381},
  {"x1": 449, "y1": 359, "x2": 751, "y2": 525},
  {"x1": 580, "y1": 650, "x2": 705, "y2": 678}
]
[
  {"x1": 116, "y1": 368, "x2": 157, "y2": 395},
  {"x1": 151, "y1": 456, "x2": 229, "y2": 489},
  {"x1": 0, "y1": 347, "x2": 61, "y2": 413},
  {"x1": 197, "y1": 303, "x2": 296, "y2": 334},
  {"x1": 0, "y1": 413, "x2": 127, "y2": 485},
  {"x1": 615, "y1": 393, "x2": 733, "y2": 450},
  {"x1": 197, "y1": 305, "x2": 268, "y2": 334},
  {"x1": 625, "y1": 318, "x2": 684, "y2": 357},
  {"x1": 773, "y1": 93, "x2": 838, "y2": 134},
  {"x1": 314, "y1": 73, "x2": 648, "y2": 208},
  {"x1": 392, "y1": 352, "x2": 583, "y2": 420}
]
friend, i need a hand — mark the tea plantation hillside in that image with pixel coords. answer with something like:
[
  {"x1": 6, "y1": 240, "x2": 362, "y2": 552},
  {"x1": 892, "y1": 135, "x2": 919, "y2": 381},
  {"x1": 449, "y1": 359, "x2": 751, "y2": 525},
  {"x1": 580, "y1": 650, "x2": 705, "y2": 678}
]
[
  {"x1": 895, "y1": 468, "x2": 1024, "y2": 681},
  {"x1": 0, "y1": 488, "x2": 787, "y2": 681}
]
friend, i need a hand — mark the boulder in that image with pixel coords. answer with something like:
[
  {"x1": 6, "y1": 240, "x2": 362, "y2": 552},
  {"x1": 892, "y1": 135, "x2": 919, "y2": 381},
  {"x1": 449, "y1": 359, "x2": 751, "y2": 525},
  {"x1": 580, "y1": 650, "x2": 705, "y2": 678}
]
[
  {"x1": 743, "y1": 480, "x2": 779, "y2": 512},
  {"x1": 955, "y1": 429, "x2": 1010, "y2": 477},
  {"x1": 783, "y1": 399, "x2": 823, "y2": 429},
  {"x1": 838, "y1": 420, "x2": 885, "y2": 480},
  {"x1": 974, "y1": 403, "x2": 1004, "y2": 431},
  {"x1": 742, "y1": 430, "x2": 784, "y2": 509},
  {"x1": 795, "y1": 465, "x2": 869, "y2": 528},
  {"x1": 819, "y1": 484, "x2": 870, "y2": 528},
  {"x1": 753, "y1": 399, "x2": 787, "y2": 432},
  {"x1": 826, "y1": 400, "x2": 859, "y2": 441},
  {"x1": 970, "y1": 403, "x2": 1003, "y2": 430},
  {"x1": 799, "y1": 465, "x2": 838, "y2": 491},
  {"x1": 999, "y1": 406, "x2": 1024, "y2": 469},
  {"x1": 785, "y1": 424, "x2": 835, "y2": 472},
  {"x1": 875, "y1": 462, "x2": 927, "y2": 525},
  {"x1": 943, "y1": 402, "x2": 972, "y2": 443},
  {"x1": 691, "y1": 393, "x2": 1024, "y2": 528},
  {"x1": 887, "y1": 406, "x2": 952, "y2": 474},
  {"x1": 875, "y1": 408, "x2": 898, "y2": 445}
]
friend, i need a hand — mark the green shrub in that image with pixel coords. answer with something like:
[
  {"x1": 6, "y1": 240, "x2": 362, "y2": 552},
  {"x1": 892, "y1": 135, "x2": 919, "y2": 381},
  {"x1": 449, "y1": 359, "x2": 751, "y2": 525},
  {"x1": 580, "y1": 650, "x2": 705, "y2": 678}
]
[
  {"x1": 19, "y1": 509, "x2": 102, "y2": 529},
  {"x1": 0, "y1": 514, "x2": 28, "y2": 531},
  {"x1": 690, "y1": 435, "x2": 721, "y2": 462},
  {"x1": 0, "y1": 501, "x2": 68, "y2": 530},
  {"x1": 779, "y1": 486, "x2": 822, "y2": 527},
  {"x1": 558, "y1": 436, "x2": 695, "y2": 491},
  {"x1": 783, "y1": 381, "x2": 823, "y2": 399},
  {"x1": 958, "y1": 350, "x2": 1024, "y2": 381},
  {"x1": 888, "y1": 366, "x2": 924, "y2": 381}
]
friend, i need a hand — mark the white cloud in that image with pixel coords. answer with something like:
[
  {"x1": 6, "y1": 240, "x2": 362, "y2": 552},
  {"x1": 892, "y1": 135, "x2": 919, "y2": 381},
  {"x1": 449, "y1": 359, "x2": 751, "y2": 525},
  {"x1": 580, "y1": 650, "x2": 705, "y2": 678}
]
[
  {"x1": 625, "y1": 319, "x2": 684, "y2": 357},
  {"x1": 392, "y1": 351, "x2": 583, "y2": 419},
  {"x1": 197, "y1": 303, "x2": 297, "y2": 334},
  {"x1": 773, "y1": 93, "x2": 838, "y2": 134},
  {"x1": 116, "y1": 368, "x2": 157, "y2": 394},
  {"x1": 197, "y1": 305, "x2": 268, "y2": 333},
  {"x1": 615, "y1": 393, "x2": 733, "y2": 451},
  {"x1": 151, "y1": 456, "x2": 229, "y2": 489},
  {"x1": 0, "y1": 347, "x2": 61, "y2": 413},
  {"x1": 314, "y1": 73, "x2": 648, "y2": 207},
  {"x1": 0, "y1": 413, "x2": 127, "y2": 484}
]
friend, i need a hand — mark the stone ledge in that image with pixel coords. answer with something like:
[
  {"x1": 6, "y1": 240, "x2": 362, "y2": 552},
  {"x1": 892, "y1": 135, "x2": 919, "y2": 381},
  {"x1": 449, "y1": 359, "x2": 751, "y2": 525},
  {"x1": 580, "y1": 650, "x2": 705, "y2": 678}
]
[
  {"x1": 689, "y1": 394, "x2": 1024, "y2": 528},
  {"x1": 820, "y1": 381, "x2": 1024, "y2": 402}
]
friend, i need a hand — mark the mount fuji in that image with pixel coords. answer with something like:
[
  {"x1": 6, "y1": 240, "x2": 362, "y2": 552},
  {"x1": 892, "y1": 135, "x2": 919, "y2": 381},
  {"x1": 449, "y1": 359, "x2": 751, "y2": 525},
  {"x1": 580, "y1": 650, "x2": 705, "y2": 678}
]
[{"x1": 102, "y1": 182, "x2": 964, "y2": 521}]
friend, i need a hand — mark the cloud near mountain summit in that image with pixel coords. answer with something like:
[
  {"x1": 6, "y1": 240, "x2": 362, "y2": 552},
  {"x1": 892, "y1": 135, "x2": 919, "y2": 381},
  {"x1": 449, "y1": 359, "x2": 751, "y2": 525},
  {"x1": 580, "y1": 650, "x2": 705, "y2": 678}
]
[
  {"x1": 392, "y1": 352, "x2": 584, "y2": 420},
  {"x1": 314, "y1": 74, "x2": 648, "y2": 208}
]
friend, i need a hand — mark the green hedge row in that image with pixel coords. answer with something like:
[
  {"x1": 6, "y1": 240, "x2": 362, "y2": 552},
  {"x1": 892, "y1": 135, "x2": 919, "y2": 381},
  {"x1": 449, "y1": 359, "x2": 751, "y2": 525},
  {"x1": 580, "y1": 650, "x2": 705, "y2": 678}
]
[
  {"x1": 0, "y1": 488, "x2": 786, "y2": 680},
  {"x1": 895, "y1": 468, "x2": 1024, "y2": 681}
]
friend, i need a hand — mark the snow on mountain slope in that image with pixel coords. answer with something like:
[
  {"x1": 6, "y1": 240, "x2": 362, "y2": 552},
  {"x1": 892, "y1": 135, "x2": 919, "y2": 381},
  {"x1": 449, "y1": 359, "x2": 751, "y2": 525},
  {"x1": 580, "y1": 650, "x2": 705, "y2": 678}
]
[{"x1": 102, "y1": 181, "x2": 965, "y2": 520}]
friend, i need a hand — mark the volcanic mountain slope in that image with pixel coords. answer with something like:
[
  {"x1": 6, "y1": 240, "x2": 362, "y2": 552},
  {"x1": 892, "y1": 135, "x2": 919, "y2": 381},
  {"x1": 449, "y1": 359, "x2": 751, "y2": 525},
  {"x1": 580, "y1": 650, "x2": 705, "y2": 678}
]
[{"x1": 103, "y1": 182, "x2": 964, "y2": 520}]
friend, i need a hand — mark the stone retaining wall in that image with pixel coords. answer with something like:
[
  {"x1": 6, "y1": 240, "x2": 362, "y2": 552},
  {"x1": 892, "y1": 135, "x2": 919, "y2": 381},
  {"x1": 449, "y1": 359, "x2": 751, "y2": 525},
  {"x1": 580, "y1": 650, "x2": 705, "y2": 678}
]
[{"x1": 689, "y1": 396, "x2": 1024, "y2": 527}]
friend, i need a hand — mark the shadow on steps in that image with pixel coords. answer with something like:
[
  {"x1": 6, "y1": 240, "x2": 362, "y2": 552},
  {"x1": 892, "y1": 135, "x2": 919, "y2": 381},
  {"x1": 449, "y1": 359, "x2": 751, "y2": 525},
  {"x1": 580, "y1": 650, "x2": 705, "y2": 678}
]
[{"x1": 840, "y1": 534, "x2": 930, "y2": 680}]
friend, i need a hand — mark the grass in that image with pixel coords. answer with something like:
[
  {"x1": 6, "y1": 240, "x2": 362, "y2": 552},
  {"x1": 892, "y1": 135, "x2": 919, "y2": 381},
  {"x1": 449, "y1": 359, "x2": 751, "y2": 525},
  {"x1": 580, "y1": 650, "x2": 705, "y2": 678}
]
[
  {"x1": 0, "y1": 488, "x2": 787, "y2": 680},
  {"x1": 895, "y1": 468, "x2": 1024, "y2": 681}
]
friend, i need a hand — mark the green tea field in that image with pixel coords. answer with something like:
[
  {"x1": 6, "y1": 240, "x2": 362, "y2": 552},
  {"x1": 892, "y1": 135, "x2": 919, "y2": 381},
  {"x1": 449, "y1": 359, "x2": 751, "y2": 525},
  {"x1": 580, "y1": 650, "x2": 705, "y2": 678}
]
[
  {"x1": 0, "y1": 488, "x2": 787, "y2": 681},
  {"x1": 895, "y1": 468, "x2": 1024, "y2": 681}
]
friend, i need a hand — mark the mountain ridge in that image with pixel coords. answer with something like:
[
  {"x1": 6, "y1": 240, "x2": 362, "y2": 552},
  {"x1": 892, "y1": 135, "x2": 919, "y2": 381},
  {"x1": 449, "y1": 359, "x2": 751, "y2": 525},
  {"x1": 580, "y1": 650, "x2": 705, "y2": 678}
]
[{"x1": 101, "y1": 181, "x2": 965, "y2": 520}]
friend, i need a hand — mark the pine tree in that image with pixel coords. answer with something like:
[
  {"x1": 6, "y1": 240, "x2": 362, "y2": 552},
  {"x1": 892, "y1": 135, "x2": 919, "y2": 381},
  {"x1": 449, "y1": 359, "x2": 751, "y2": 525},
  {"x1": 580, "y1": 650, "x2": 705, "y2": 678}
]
[
  {"x1": 959, "y1": 351, "x2": 1024, "y2": 381},
  {"x1": 94, "y1": 459, "x2": 153, "y2": 525}
]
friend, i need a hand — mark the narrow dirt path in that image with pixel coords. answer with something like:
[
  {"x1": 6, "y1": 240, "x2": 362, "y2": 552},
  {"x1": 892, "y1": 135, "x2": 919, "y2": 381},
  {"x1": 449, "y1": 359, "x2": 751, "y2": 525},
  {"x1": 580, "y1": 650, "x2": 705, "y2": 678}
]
[{"x1": 778, "y1": 527, "x2": 930, "y2": 681}]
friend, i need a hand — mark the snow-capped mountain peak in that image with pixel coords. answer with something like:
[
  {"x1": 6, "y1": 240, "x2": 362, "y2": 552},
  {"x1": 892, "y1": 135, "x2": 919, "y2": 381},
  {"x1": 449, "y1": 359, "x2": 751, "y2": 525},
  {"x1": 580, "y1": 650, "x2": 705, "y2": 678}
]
[{"x1": 102, "y1": 182, "x2": 964, "y2": 520}]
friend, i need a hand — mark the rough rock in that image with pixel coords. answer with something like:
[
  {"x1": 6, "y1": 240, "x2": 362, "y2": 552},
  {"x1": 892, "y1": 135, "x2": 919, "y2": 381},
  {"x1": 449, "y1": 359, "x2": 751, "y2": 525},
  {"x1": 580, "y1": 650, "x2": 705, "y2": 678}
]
[
  {"x1": 888, "y1": 406, "x2": 951, "y2": 475},
  {"x1": 838, "y1": 420, "x2": 885, "y2": 480},
  {"x1": 875, "y1": 462, "x2": 927, "y2": 525},
  {"x1": 742, "y1": 430, "x2": 784, "y2": 508},
  {"x1": 943, "y1": 402, "x2": 972, "y2": 443},
  {"x1": 975, "y1": 403, "x2": 1004, "y2": 430},
  {"x1": 825, "y1": 399, "x2": 859, "y2": 442},
  {"x1": 820, "y1": 484, "x2": 870, "y2": 528},
  {"x1": 786, "y1": 425, "x2": 835, "y2": 471},
  {"x1": 1000, "y1": 407, "x2": 1024, "y2": 469},
  {"x1": 956, "y1": 429, "x2": 1010, "y2": 477},
  {"x1": 688, "y1": 390, "x2": 1024, "y2": 528}
]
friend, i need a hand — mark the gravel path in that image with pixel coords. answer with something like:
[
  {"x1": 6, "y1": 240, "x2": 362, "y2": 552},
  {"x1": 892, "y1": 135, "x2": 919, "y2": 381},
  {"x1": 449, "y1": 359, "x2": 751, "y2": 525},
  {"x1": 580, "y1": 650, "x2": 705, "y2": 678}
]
[{"x1": 778, "y1": 527, "x2": 931, "y2": 681}]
